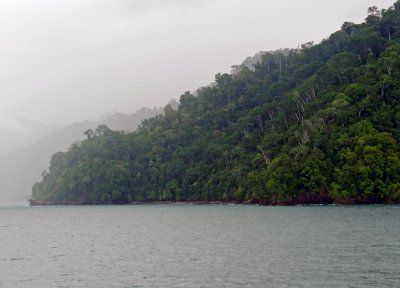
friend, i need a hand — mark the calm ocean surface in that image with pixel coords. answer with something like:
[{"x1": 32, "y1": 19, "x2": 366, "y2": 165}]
[{"x1": 0, "y1": 204, "x2": 399, "y2": 288}]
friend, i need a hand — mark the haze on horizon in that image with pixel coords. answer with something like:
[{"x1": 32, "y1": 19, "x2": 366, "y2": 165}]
[{"x1": 0, "y1": 0, "x2": 395, "y2": 125}]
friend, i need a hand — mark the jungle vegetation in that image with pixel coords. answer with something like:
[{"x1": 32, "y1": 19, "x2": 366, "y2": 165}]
[{"x1": 31, "y1": 2, "x2": 400, "y2": 205}]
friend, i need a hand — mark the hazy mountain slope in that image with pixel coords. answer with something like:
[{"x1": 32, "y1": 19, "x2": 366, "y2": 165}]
[
  {"x1": 0, "y1": 117, "x2": 62, "y2": 156},
  {"x1": 31, "y1": 2, "x2": 400, "y2": 205},
  {"x1": 0, "y1": 105, "x2": 172, "y2": 201}
]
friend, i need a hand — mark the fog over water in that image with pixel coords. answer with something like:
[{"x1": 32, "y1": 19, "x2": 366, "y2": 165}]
[{"x1": 0, "y1": 0, "x2": 395, "y2": 125}]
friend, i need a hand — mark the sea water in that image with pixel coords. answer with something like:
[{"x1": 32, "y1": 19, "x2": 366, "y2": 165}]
[{"x1": 0, "y1": 204, "x2": 399, "y2": 287}]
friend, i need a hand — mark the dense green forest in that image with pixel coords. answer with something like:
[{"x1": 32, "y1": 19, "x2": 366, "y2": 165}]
[{"x1": 31, "y1": 2, "x2": 400, "y2": 205}]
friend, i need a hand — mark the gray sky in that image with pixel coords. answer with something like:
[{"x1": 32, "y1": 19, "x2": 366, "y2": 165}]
[{"x1": 0, "y1": 0, "x2": 395, "y2": 124}]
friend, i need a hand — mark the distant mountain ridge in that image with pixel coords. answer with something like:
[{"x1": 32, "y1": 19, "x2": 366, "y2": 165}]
[
  {"x1": 0, "y1": 117, "x2": 62, "y2": 156},
  {"x1": 0, "y1": 103, "x2": 177, "y2": 201}
]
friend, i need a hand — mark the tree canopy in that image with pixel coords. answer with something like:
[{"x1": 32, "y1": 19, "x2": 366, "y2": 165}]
[{"x1": 31, "y1": 1, "x2": 400, "y2": 205}]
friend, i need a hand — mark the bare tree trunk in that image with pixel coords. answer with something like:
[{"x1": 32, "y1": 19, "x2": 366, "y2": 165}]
[
  {"x1": 255, "y1": 115, "x2": 264, "y2": 131},
  {"x1": 257, "y1": 146, "x2": 271, "y2": 166},
  {"x1": 267, "y1": 110, "x2": 275, "y2": 120},
  {"x1": 284, "y1": 117, "x2": 290, "y2": 129},
  {"x1": 335, "y1": 41, "x2": 341, "y2": 53},
  {"x1": 242, "y1": 127, "x2": 249, "y2": 137}
]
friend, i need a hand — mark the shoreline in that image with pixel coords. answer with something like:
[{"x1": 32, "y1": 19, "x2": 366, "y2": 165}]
[{"x1": 28, "y1": 198, "x2": 400, "y2": 207}]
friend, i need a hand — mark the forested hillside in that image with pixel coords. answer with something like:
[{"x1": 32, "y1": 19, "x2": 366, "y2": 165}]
[
  {"x1": 0, "y1": 106, "x2": 170, "y2": 201},
  {"x1": 31, "y1": 2, "x2": 400, "y2": 205}
]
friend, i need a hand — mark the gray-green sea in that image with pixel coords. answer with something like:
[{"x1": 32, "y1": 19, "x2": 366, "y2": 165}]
[{"x1": 0, "y1": 204, "x2": 399, "y2": 287}]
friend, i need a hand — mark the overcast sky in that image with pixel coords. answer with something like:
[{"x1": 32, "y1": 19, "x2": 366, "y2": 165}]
[{"x1": 0, "y1": 0, "x2": 395, "y2": 124}]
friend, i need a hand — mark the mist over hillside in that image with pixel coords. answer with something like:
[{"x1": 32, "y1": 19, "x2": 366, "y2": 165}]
[
  {"x1": 0, "y1": 103, "x2": 178, "y2": 201},
  {"x1": 231, "y1": 49, "x2": 292, "y2": 75},
  {"x1": 0, "y1": 117, "x2": 62, "y2": 155}
]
